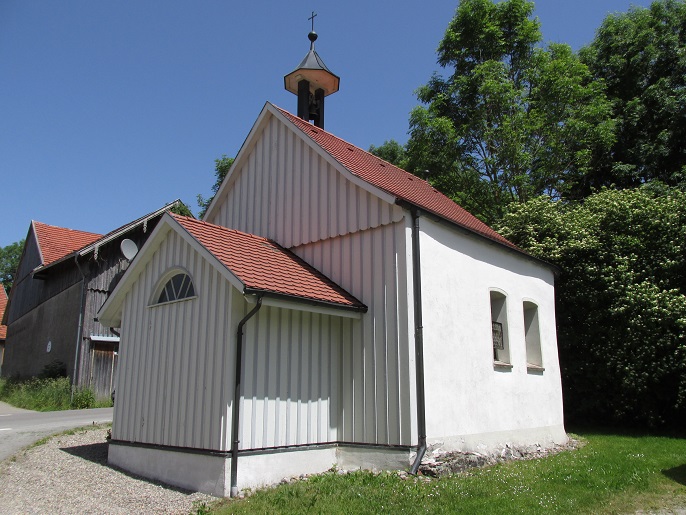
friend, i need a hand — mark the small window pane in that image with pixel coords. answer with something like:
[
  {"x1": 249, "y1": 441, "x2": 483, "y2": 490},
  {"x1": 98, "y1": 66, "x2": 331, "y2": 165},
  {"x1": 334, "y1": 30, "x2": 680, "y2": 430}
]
[
  {"x1": 154, "y1": 272, "x2": 196, "y2": 305},
  {"x1": 172, "y1": 274, "x2": 184, "y2": 296}
]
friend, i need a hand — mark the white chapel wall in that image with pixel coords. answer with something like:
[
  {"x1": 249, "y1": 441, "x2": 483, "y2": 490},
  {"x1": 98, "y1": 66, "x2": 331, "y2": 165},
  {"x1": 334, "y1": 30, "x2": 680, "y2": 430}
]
[{"x1": 417, "y1": 217, "x2": 566, "y2": 449}]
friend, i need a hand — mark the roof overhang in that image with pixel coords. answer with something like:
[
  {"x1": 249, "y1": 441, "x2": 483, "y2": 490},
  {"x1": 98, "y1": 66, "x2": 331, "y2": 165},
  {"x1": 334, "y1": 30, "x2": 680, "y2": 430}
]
[
  {"x1": 243, "y1": 288, "x2": 366, "y2": 319},
  {"x1": 99, "y1": 213, "x2": 366, "y2": 327}
]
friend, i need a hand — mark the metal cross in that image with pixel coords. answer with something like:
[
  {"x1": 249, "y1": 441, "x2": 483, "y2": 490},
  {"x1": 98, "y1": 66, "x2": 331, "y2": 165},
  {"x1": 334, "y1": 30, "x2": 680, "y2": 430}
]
[{"x1": 309, "y1": 11, "x2": 317, "y2": 32}]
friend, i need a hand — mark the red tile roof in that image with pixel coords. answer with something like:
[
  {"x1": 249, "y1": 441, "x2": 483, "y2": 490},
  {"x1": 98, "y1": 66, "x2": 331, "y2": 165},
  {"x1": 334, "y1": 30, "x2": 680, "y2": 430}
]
[
  {"x1": 275, "y1": 106, "x2": 519, "y2": 251},
  {"x1": 0, "y1": 286, "x2": 7, "y2": 340},
  {"x1": 173, "y1": 215, "x2": 365, "y2": 310},
  {"x1": 33, "y1": 221, "x2": 102, "y2": 266}
]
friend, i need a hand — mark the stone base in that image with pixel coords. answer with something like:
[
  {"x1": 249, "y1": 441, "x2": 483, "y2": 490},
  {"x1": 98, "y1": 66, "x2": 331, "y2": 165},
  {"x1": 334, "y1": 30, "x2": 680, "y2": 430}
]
[{"x1": 425, "y1": 424, "x2": 568, "y2": 454}]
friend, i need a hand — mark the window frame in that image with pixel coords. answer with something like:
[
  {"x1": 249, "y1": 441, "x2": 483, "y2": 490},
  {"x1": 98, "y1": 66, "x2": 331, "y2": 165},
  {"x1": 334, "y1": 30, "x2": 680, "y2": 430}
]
[
  {"x1": 523, "y1": 300, "x2": 544, "y2": 372},
  {"x1": 149, "y1": 267, "x2": 197, "y2": 307},
  {"x1": 489, "y1": 288, "x2": 512, "y2": 368}
]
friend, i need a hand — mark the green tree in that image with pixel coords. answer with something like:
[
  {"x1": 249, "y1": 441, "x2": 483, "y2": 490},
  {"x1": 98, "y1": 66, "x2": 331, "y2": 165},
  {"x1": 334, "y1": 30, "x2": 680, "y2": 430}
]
[
  {"x1": 169, "y1": 202, "x2": 193, "y2": 218},
  {"x1": 407, "y1": 0, "x2": 614, "y2": 223},
  {"x1": 197, "y1": 155, "x2": 234, "y2": 219},
  {"x1": 498, "y1": 186, "x2": 686, "y2": 427},
  {"x1": 580, "y1": 0, "x2": 686, "y2": 192},
  {"x1": 0, "y1": 240, "x2": 24, "y2": 293},
  {"x1": 369, "y1": 140, "x2": 408, "y2": 169}
]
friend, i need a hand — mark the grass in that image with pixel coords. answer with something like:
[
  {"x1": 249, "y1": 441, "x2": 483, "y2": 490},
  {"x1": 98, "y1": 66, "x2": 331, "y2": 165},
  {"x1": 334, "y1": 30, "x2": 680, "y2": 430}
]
[
  {"x1": 0, "y1": 377, "x2": 112, "y2": 411},
  {"x1": 208, "y1": 430, "x2": 686, "y2": 514}
]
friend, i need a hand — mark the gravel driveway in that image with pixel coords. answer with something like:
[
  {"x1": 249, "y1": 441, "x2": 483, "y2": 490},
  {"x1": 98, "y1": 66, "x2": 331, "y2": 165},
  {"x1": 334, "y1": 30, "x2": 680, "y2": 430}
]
[{"x1": 0, "y1": 426, "x2": 214, "y2": 514}]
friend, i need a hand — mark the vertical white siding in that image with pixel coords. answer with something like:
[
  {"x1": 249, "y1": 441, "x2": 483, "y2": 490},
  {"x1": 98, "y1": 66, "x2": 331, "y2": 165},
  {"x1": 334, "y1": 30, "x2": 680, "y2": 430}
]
[
  {"x1": 208, "y1": 116, "x2": 404, "y2": 246},
  {"x1": 113, "y1": 232, "x2": 235, "y2": 452},
  {"x1": 112, "y1": 230, "x2": 353, "y2": 452},
  {"x1": 238, "y1": 304, "x2": 346, "y2": 450},
  {"x1": 294, "y1": 222, "x2": 413, "y2": 446}
]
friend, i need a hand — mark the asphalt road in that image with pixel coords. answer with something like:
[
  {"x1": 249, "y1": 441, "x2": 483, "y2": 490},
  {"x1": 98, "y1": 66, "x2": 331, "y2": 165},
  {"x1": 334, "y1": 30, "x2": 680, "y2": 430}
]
[{"x1": 0, "y1": 401, "x2": 113, "y2": 462}]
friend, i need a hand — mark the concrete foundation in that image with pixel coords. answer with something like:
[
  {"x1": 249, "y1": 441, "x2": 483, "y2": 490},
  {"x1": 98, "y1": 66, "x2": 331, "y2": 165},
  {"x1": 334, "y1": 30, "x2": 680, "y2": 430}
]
[{"x1": 108, "y1": 442, "x2": 410, "y2": 497}]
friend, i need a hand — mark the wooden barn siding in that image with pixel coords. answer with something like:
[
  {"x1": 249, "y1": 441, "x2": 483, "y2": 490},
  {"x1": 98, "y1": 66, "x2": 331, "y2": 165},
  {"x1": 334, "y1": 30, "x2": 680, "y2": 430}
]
[
  {"x1": 77, "y1": 220, "x2": 167, "y2": 393},
  {"x1": 77, "y1": 289, "x2": 119, "y2": 396},
  {"x1": 294, "y1": 222, "x2": 413, "y2": 447},
  {"x1": 7, "y1": 257, "x2": 82, "y2": 325},
  {"x1": 209, "y1": 116, "x2": 404, "y2": 246}
]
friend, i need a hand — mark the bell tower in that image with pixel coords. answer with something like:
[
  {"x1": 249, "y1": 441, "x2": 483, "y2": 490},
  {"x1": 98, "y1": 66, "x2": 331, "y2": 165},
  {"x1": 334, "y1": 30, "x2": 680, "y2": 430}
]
[{"x1": 284, "y1": 12, "x2": 340, "y2": 129}]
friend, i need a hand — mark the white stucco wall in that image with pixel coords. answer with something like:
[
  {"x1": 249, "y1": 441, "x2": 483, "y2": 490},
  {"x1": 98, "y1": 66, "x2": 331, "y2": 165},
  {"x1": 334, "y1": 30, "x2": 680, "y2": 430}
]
[{"x1": 417, "y1": 216, "x2": 566, "y2": 450}]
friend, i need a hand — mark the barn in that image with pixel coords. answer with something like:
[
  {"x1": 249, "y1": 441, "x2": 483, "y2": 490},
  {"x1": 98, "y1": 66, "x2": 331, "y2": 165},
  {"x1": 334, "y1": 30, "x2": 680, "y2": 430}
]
[{"x1": 2, "y1": 201, "x2": 181, "y2": 399}]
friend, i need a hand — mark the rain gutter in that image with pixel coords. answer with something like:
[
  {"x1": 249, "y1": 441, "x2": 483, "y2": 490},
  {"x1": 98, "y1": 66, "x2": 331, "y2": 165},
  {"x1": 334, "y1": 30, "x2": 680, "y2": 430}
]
[
  {"x1": 408, "y1": 207, "x2": 427, "y2": 475},
  {"x1": 230, "y1": 294, "x2": 264, "y2": 498}
]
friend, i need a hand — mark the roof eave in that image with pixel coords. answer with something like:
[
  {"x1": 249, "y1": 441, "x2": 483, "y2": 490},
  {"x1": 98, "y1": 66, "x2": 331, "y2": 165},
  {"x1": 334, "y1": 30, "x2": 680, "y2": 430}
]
[
  {"x1": 395, "y1": 199, "x2": 560, "y2": 274},
  {"x1": 243, "y1": 287, "x2": 367, "y2": 315},
  {"x1": 77, "y1": 200, "x2": 181, "y2": 258}
]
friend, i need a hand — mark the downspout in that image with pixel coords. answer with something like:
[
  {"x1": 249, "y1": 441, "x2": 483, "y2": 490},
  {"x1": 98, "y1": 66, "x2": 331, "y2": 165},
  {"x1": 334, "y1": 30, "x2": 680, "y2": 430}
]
[
  {"x1": 71, "y1": 255, "x2": 87, "y2": 403},
  {"x1": 409, "y1": 208, "x2": 427, "y2": 475},
  {"x1": 230, "y1": 294, "x2": 263, "y2": 498}
]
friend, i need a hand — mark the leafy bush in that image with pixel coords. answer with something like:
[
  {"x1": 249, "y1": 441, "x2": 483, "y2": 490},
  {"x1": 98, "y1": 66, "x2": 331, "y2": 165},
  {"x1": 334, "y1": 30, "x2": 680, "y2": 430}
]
[
  {"x1": 40, "y1": 360, "x2": 67, "y2": 379},
  {"x1": 0, "y1": 376, "x2": 102, "y2": 411},
  {"x1": 0, "y1": 376, "x2": 72, "y2": 411},
  {"x1": 70, "y1": 388, "x2": 95, "y2": 409},
  {"x1": 498, "y1": 186, "x2": 686, "y2": 427}
]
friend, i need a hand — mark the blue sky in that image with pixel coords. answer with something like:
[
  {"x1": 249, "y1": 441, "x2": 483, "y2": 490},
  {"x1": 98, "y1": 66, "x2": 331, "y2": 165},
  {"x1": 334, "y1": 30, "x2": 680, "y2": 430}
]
[{"x1": 1, "y1": 1, "x2": 653, "y2": 246}]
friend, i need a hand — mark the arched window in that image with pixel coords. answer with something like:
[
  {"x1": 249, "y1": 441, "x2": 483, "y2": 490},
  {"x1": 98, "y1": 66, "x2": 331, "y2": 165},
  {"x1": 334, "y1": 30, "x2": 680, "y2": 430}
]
[
  {"x1": 152, "y1": 270, "x2": 196, "y2": 305},
  {"x1": 490, "y1": 290, "x2": 511, "y2": 366}
]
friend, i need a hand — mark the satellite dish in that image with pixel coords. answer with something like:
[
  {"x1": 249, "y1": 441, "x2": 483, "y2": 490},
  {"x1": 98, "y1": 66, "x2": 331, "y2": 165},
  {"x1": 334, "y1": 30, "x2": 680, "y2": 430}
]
[{"x1": 120, "y1": 239, "x2": 139, "y2": 260}]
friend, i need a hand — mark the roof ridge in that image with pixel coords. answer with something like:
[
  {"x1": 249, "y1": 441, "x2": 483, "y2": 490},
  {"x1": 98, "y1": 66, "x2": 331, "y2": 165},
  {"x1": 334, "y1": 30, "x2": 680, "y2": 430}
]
[{"x1": 273, "y1": 104, "x2": 423, "y2": 178}]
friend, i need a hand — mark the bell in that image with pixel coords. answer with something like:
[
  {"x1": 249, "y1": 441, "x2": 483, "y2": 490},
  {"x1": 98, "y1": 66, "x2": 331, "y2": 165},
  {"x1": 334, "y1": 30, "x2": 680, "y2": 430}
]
[{"x1": 309, "y1": 97, "x2": 319, "y2": 118}]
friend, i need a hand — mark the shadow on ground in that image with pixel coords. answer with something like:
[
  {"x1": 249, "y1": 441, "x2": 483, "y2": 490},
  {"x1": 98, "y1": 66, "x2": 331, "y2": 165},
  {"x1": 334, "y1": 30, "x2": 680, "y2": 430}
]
[
  {"x1": 59, "y1": 442, "x2": 201, "y2": 495},
  {"x1": 663, "y1": 464, "x2": 686, "y2": 486},
  {"x1": 60, "y1": 442, "x2": 108, "y2": 465}
]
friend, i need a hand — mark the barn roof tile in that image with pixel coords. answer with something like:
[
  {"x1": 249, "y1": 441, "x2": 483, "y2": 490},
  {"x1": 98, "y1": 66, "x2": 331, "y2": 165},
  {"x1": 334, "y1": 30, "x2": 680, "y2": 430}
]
[{"x1": 32, "y1": 221, "x2": 102, "y2": 267}]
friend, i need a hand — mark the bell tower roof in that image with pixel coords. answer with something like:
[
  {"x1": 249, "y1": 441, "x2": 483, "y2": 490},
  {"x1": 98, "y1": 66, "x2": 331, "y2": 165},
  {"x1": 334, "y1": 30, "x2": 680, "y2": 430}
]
[
  {"x1": 284, "y1": 29, "x2": 340, "y2": 97},
  {"x1": 283, "y1": 12, "x2": 339, "y2": 129}
]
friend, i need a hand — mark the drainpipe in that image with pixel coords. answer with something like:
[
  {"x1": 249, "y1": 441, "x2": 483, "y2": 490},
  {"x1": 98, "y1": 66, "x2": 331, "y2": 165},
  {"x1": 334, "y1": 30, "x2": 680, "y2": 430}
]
[
  {"x1": 409, "y1": 208, "x2": 427, "y2": 475},
  {"x1": 71, "y1": 255, "x2": 87, "y2": 402},
  {"x1": 230, "y1": 294, "x2": 263, "y2": 498}
]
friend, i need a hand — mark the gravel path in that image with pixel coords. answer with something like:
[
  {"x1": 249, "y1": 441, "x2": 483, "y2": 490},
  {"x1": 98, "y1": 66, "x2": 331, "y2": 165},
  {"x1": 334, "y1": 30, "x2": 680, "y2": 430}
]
[{"x1": 0, "y1": 426, "x2": 215, "y2": 514}]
